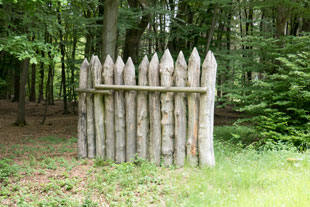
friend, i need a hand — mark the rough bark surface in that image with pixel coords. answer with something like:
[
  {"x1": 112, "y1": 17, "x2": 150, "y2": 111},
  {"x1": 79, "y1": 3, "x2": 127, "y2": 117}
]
[
  {"x1": 114, "y1": 56, "x2": 126, "y2": 163},
  {"x1": 137, "y1": 56, "x2": 149, "y2": 159},
  {"x1": 174, "y1": 51, "x2": 187, "y2": 167},
  {"x1": 15, "y1": 59, "x2": 30, "y2": 126},
  {"x1": 103, "y1": 55, "x2": 115, "y2": 161},
  {"x1": 102, "y1": 0, "x2": 119, "y2": 61},
  {"x1": 87, "y1": 56, "x2": 96, "y2": 158},
  {"x1": 187, "y1": 48, "x2": 200, "y2": 166},
  {"x1": 124, "y1": 57, "x2": 137, "y2": 162},
  {"x1": 198, "y1": 51, "x2": 217, "y2": 167},
  {"x1": 148, "y1": 53, "x2": 161, "y2": 165},
  {"x1": 78, "y1": 59, "x2": 89, "y2": 158},
  {"x1": 160, "y1": 49, "x2": 175, "y2": 166},
  {"x1": 92, "y1": 56, "x2": 105, "y2": 158}
]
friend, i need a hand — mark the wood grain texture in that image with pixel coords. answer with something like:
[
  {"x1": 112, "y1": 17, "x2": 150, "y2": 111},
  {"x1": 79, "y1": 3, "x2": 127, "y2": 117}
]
[
  {"x1": 87, "y1": 56, "x2": 96, "y2": 158},
  {"x1": 198, "y1": 51, "x2": 217, "y2": 167},
  {"x1": 78, "y1": 59, "x2": 89, "y2": 158},
  {"x1": 160, "y1": 49, "x2": 175, "y2": 166},
  {"x1": 148, "y1": 53, "x2": 161, "y2": 165},
  {"x1": 92, "y1": 56, "x2": 105, "y2": 158},
  {"x1": 137, "y1": 56, "x2": 149, "y2": 159},
  {"x1": 102, "y1": 55, "x2": 115, "y2": 161},
  {"x1": 124, "y1": 57, "x2": 137, "y2": 162},
  {"x1": 114, "y1": 56, "x2": 126, "y2": 163},
  {"x1": 187, "y1": 48, "x2": 201, "y2": 166},
  {"x1": 174, "y1": 51, "x2": 187, "y2": 167}
]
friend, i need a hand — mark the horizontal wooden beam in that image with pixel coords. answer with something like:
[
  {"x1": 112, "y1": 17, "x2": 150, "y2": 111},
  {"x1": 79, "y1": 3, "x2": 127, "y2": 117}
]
[
  {"x1": 95, "y1": 84, "x2": 207, "y2": 93},
  {"x1": 76, "y1": 88, "x2": 111, "y2": 95}
]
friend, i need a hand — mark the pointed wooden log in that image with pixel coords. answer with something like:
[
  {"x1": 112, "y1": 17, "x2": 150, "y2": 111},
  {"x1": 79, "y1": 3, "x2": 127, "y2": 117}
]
[
  {"x1": 103, "y1": 55, "x2": 115, "y2": 161},
  {"x1": 160, "y1": 49, "x2": 175, "y2": 166},
  {"x1": 174, "y1": 51, "x2": 187, "y2": 167},
  {"x1": 198, "y1": 51, "x2": 217, "y2": 167},
  {"x1": 148, "y1": 53, "x2": 161, "y2": 165},
  {"x1": 114, "y1": 56, "x2": 126, "y2": 163},
  {"x1": 78, "y1": 59, "x2": 89, "y2": 159},
  {"x1": 187, "y1": 47, "x2": 201, "y2": 166},
  {"x1": 137, "y1": 56, "x2": 149, "y2": 159},
  {"x1": 92, "y1": 56, "x2": 105, "y2": 159},
  {"x1": 124, "y1": 57, "x2": 137, "y2": 162},
  {"x1": 87, "y1": 56, "x2": 96, "y2": 158}
]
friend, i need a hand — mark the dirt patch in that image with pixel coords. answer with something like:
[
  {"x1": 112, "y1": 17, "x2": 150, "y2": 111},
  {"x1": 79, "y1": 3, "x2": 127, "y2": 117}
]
[{"x1": 0, "y1": 100, "x2": 78, "y2": 147}]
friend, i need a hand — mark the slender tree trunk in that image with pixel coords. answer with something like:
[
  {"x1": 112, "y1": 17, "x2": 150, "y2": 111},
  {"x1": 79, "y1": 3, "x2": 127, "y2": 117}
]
[
  {"x1": 58, "y1": 3, "x2": 69, "y2": 113},
  {"x1": 38, "y1": 53, "x2": 44, "y2": 103},
  {"x1": 15, "y1": 59, "x2": 30, "y2": 126},
  {"x1": 71, "y1": 29, "x2": 78, "y2": 114},
  {"x1": 276, "y1": 4, "x2": 288, "y2": 39},
  {"x1": 12, "y1": 67, "x2": 20, "y2": 102},
  {"x1": 102, "y1": 0, "x2": 119, "y2": 61},
  {"x1": 206, "y1": 6, "x2": 218, "y2": 53},
  {"x1": 42, "y1": 59, "x2": 53, "y2": 125},
  {"x1": 29, "y1": 64, "x2": 36, "y2": 102}
]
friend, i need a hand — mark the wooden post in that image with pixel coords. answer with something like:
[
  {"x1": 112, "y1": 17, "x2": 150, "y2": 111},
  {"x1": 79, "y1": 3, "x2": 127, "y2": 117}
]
[
  {"x1": 114, "y1": 56, "x2": 126, "y2": 163},
  {"x1": 160, "y1": 49, "x2": 175, "y2": 166},
  {"x1": 78, "y1": 59, "x2": 89, "y2": 158},
  {"x1": 124, "y1": 57, "x2": 137, "y2": 162},
  {"x1": 103, "y1": 55, "x2": 115, "y2": 161},
  {"x1": 198, "y1": 51, "x2": 217, "y2": 167},
  {"x1": 92, "y1": 56, "x2": 105, "y2": 158},
  {"x1": 174, "y1": 51, "x2": 187, "y2": 167},
  {"x1": 137, "y1": 56, "x2": 149, "y2": 159},
  {"x1": 148, "y1": 53, "x2": 161, "y2": 165},
  {"x1": 87, "y1": 56, "x2": 96, "y2": 158},
  {"x1": 187, "y1": 48, "x2": 201, "y2": 166}
]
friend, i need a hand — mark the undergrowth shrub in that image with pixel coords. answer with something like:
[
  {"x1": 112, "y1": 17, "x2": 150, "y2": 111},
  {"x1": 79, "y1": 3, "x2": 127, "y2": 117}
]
[{"x1": 229, "y1": 34, "x2": 310, "y2": 149}]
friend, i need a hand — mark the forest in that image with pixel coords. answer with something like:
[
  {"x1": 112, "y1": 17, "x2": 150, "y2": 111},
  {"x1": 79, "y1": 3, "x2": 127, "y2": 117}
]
[{"x1": 1, "y1": 0, "x2": 310, "y2": 206}]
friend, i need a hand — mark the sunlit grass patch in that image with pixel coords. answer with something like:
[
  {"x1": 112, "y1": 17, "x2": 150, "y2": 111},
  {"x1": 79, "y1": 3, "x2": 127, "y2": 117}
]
[{"x1": 2, "y1": 132, "x2": 310, "y2": 206}]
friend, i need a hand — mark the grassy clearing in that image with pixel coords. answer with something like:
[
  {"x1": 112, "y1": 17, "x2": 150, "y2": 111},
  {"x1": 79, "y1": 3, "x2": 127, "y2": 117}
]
[{"x1": 1, "y1": 127, "x2": 310, "y2": 206}]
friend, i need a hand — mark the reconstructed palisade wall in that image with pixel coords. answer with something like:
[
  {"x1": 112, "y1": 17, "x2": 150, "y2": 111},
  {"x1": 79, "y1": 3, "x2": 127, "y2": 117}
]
[{"x1": 77, "y1": 48, "x2": 217, "y2": 167}]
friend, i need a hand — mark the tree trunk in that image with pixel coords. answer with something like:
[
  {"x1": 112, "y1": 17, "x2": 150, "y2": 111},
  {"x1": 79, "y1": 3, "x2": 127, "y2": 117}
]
[
  {"x1": 58, "y1": 4, "x2": 69, "y2": 113},
  {"x1": 123, "y1": 0, "x2": 151, "y2": 64},
  {"x1": 15, "y1": 59, "x2": 30, "y2": 126},
  {"x1": 206, "y1": 6, "x2": 218, "y2": 53},
  {"x1": 71, "y1": 29, "x2": 78, "y2": 114},
  {"x1": 38, "y1": 52, "x2": 44, "y2": 103},
  {"x1": 12, "y1": 67, "x2": 20, "y2": 102},
  {"x1": 29, "y1": 64, "x2": 36, "y2": 102},
  {"x1": 42, "y1": 58, "x2": 53, "y2": 125},
  {"x1": 102, "y1": 0, "x2": 119, "y2": 61}
]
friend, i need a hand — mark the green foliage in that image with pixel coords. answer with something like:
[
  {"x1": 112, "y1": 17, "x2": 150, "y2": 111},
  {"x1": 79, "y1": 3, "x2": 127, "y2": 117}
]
[
  {"x1": 235, "y1": 35, "x2": 310, "y2": 147},
  {"x1": 0, "y1": 158, "x2": 20, "y2": 185},
  {"x1": 214, "y1": 125, "x2": 258, "y2": 146}
]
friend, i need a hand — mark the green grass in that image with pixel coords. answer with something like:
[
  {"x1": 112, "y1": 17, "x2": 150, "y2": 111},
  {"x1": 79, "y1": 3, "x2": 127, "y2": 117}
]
[{"x1": 1, "y1": 130, "x2": 310, "y2": 206}]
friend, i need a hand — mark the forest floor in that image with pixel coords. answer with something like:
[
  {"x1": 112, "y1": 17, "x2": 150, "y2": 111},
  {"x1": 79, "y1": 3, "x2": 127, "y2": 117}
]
[{"x1": 1, "y1": 100, "x2": 310, "y2": 206}]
